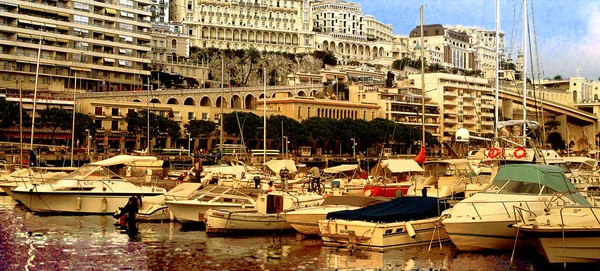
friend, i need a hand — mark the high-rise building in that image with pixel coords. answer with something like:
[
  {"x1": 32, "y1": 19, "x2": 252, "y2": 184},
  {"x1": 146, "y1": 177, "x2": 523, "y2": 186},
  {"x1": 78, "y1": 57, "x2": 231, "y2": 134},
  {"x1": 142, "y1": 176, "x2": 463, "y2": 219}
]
[
  {"x1": 0, "y1": 0, "x2": 153, "y2": 93},
  {"x1": 446, "y1": 25, "x2": 504, "y2": 71},
  {"x1": 173, "y1": 0, "x2": 315, "y2": 53},
  {"x1": 149, "y1": 0, "x2": 169, "y2": 23},
  {"x1": 408, "y1": 24, "x2": 475, "y2": 70}
]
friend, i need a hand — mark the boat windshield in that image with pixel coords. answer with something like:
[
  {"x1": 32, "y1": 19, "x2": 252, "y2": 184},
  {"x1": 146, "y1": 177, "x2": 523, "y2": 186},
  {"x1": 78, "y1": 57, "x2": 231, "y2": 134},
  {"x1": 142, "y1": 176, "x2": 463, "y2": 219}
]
[
  {"x1": 65, "y1": 165, "x2": 122, "y2": 181},
  {"x1": 481, "y1": 180, "x2": 558, "y2": 195},
  {"x1": 550, "y1": 163, "x2": 572, "y2": 174}
]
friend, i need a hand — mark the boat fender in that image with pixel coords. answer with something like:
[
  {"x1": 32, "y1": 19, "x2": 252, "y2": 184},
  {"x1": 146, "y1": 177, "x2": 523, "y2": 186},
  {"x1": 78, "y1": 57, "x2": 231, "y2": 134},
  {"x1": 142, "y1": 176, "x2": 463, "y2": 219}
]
[
  {"x1": 405, "y1": 221, "x2": 416, "y2": 239},
  {"x1": 76, "y1": 196, "x2": 82, "y2": 211},
  {"x1": 101, "y1": 197, "x2": 107, "y2": 212}
]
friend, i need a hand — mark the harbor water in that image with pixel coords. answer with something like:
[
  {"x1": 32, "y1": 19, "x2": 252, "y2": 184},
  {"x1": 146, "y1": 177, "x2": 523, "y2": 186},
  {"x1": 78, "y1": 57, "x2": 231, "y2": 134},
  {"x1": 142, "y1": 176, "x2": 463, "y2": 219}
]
[{"x1": 0, "y1": 196, "x2": 593, "y2": 271}]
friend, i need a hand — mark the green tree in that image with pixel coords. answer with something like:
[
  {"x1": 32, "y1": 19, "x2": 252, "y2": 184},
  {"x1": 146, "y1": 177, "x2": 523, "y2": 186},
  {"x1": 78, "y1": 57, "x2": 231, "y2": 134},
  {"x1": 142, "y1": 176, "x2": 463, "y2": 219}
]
[
  {"x1": 553, "y1": 75, "x2": 563, "y2": 80},
  {"x1": 125, "y1": 110, "x2": 180, "y2": 140},
  {"x1": 547, "y1": 132, "x2": 565, "y2": 150},
  {"x1": 223, "y1": 112, "x2": 262, "y2": 143},
  {"x1": 184, "y1": 119, "x2": 216, "y2": 139},
  {"x1": 0, "y1": 97, "x2": 30, "y2": 140},
  {"x1": 38, "y1": 107, "x2": 71, "y2": 143},
  {"x1": 243, "y1": 46, "x2": 260, "y2": 86},
  {"x1": 74, "y1": 113, "x2": 95, "y2": 145},
  {"x1": 385, "y1": 71, "x2": 394, "y2": 88}
]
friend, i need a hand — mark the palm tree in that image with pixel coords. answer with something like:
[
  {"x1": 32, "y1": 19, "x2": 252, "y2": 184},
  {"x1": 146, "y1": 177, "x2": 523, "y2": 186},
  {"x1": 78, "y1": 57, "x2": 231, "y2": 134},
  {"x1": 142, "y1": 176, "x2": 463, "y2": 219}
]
[{"x1": 243, "y1": 46, "x2": 260, "y2": 86}]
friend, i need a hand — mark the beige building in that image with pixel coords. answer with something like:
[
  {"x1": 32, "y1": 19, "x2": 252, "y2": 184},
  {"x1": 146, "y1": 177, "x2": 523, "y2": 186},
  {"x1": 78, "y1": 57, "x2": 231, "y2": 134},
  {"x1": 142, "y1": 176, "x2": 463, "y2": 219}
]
[
  {"x1": 409, "y1": 73, "x2": 495, "y2": 142},
  {"x1": 264, "y1": 94, "x2": 380, "y2": 121},
  {"x1": 174, "y1": 0, "x2": 315, "y2": 53},
  {"x1": 0, "y1": 0, "x2": 153, "y2": 93},
  {"x1": 446, "y1": 25, "x2": 504, "y2": 71},
  {"x1": 408, "y1": 25, "x2": 475, "y2": 70}
]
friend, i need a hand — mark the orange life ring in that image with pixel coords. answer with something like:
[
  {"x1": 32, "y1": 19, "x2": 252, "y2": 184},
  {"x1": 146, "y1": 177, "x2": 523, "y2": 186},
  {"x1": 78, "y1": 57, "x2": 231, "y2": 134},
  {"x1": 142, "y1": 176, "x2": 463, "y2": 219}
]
[
  {"x1": 488, "y1": 148, "x2": 500, "y2": 158},
  {"x1": 514, "y1": 148, "x2": 527, "y2": 159}
]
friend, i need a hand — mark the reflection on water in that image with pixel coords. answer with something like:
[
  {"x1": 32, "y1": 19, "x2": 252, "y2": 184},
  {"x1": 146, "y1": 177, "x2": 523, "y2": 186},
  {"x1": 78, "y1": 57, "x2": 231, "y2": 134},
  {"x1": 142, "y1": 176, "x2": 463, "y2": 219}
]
[{"x1": 0, "y1": 196, "x2": 591, "y2": 270}]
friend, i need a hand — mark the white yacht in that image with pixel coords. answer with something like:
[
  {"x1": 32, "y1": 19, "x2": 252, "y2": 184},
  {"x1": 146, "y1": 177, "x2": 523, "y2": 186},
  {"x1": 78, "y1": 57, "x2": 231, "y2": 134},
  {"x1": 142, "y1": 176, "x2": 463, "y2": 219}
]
[
  {"x1": 165, "y1": 185, "x2": 257, "y2": 224},
  {"x1": 204, "y1": 191, "x2": 324, "y2": 236},
  {"x1": 440, "y1": 164, "x2": 590, "y2": 251},
  {"x1": 513, "y1": 205, "x2": 600, "y2": 263},
  {"x1": 406, "y1": 159, "x2": 489, "y2": 198},
  {"x1": 136, "y1": 182, "x2": 203, "y2": 221},
  {"x1": 11, "y1": 162, "x2": 166, "y2": 214}
]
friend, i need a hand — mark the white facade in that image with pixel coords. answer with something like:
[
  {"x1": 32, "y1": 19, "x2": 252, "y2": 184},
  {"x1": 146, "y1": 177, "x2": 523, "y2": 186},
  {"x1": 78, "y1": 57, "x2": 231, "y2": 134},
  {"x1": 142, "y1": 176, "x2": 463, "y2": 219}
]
[
  {"x1": 364, "y1": 15, "x2": 393, "y2": 42},
  {"x1": 446, "y1": 26, "x2": 505, "y2": 71},
  {"x1": 150, "y1": 0, "x2": 169, "y2": 23},
  {"x1": 408, "y1": 25, "x2": 475, "y2": 70}
]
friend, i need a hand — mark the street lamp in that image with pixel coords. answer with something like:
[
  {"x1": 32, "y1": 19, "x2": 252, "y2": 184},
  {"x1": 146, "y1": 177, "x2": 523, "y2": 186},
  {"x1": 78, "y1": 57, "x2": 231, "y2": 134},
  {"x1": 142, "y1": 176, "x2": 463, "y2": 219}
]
[
  {"x1": 186, "y1": 132, "x2": 192, "y2": 157},
  {"x1": 286, "y1": 139, "x2": 290, "y2": 158},
  {"x1": 351, "y1": 137, "x2": 356, "y2": 158},
  {"x1": 335, "y1": 77, "x2": 339, "y2": 100},
  {"x1": 282, "y1": 136, "x2": 287, "y2": 157}
]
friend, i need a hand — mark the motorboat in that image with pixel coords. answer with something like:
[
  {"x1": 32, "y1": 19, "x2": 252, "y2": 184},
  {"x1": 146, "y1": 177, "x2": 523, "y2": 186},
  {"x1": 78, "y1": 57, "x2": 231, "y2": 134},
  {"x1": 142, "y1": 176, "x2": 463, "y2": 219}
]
[
  {"x1": 318, "y1": 164, "x2": 366, "y2": 196},
  {"x1": 282, "y1": 195, "x2": 389, "y2": 236},
  {"x1": 406, "y1": 159, "x2": 489, "y2": 198},
  {"x1": 440, "y1": 164, "x2": 590, "y2": 251},
  {"x1": 0, "y1": 167, "x2": 76, "y2": 197},
  {"x1": 10, "y1": 157, "x2": 166, "y2": 214},
  {"x1": 318, "y1": 196, "x2": 450, "y2": 251},
  {"x1": 512, "y1": 205, "x2": 600, "y2": 263},
  {"x1": 204, "y1": 191, "x2": 324, "y2": 236},
  {"x1": 136, "y1": 182, "x2": 203, "y2": 222},
  {"x1": 363, "y1": 159, "x2": 424, "y2": 198},
  {"x1": 165, "y1": 185, "x2": 257, "y2": 224}
]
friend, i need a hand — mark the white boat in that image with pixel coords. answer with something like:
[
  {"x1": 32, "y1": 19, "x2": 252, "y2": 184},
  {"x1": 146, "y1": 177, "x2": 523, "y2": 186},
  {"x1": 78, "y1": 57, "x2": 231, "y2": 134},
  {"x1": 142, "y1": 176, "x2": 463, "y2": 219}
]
[
  {"x1": 440, "y1": 164, "x2": 591, "y2": 251},
  {"x1": 165, "y1": 185, "x2": 257, "y2": 224},
  {"x1": 318, "y1": 196, "x2": 449, "y2": 251},
  {"x1": 512, "y1": 205, "x2": 600, "y2": 263},
  {"x1": 0, "y1": 167, "x2": 76, "y2": 196},
  {"x1": 136, "y1": 182, "x2": 203, "y2": 222},
  {"x1": 406, "y1": 159, "x2": 489, "y2": 198},
  {"x1": 204, "y1": 191, "x2": 324, "y2": 236},
  {"x1": 11, "y1": 158, "x2": 166, "y2": 214},
  {"x1": 282, "y1": 196, "x2": 389, "y2": 236},
  {"x1": 364, "y1": 159, "x2": 424, "y2": 198}
]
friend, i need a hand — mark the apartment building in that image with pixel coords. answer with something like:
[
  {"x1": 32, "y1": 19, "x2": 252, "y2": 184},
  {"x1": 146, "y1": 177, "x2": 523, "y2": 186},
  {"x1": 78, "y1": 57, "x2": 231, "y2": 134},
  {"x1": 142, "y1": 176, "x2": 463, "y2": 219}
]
[
  {"x1": 149, "y1": 0, "x2": 168, "y2": 23},
  {"x1": 312, "y1": 0, "x2": 393, "y2": 65},
  {"x1": 173, "y1": 0, "x2": 315, "y2": 54},
  {"x1": 409, "y1": 73, "x2": 495, "y2": 142},
  {"x1": 0, "y1": 0, "x2": 153, "y2": 94},
  {"x1": 446, "y1": 25, "x2": 504, "y2": 71},
  {"x1": 408, "y1": 24, "x2": 475, "y2": 70}
]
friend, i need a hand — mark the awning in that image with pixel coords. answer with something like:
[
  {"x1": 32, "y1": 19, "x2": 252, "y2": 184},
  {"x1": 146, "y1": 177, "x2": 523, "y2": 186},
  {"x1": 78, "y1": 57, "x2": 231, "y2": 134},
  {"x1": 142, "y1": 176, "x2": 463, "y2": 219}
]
[
  {"x1": 104, "y1": 8, "x2": 117, "y2": 15},
  {"x1": 118, "y1": 60, "x2": 127, "y2": 66},
  {"x1": 118, "y1": 48, "x2": 127, "y2": 54},
  {"x1": 80, "y1": 42, "x2": 88, "y2": 47},
  {"x1": 44, "y1": 23, "x2": 57, "y2": 29},
  {"x1": 0, "y1": 1, "x2": 18, "y2": 8},
  {"x1": 103, "y1": 58, "x2": 115, "y2": 63},
  {"x1": 382, "y1": 159, "x2": 424, "y2": 173},
  {"x1": 56, "y1": 38, "x2": 69, "y2": 43},
  {"x1": 44, "y1": 37, "x2": 56, "y2": 42},
  {"x1": 30, "y1": 35, "x2": 41, "y2": 40},
  {"x1": 125, "y1": 36, "x2": 133, "y2": 42},
  {"x1": 120, "y1": 11, "x2": 127, "y2": 17},
  {"x1": 57, "y1": 12, "x2": 69, "y2": 17},
  {"x1": 323, "y1": 164, "x2": 359, "y2": 174},
  {"x1": 104, "y1": 32, "x2": 116, "y2": 37},
  {"x1": 264, "y1": 159, "x2": 298, "y2": 174},
  {"x1": 30, "y1": 21, "x2": 44, "y2": 27},
  {"x1": 127, "y1": 13, "x2": 134, "y2": 18},
  {"x1": 17, "y1": 33, "x2": 31, "y2": 39},
  {"x1": 18, "y1": 19, "x2": 32, "y2": 25},
  {"x1": 57, "y1": 25, "x2": 69, "y2": 31}
]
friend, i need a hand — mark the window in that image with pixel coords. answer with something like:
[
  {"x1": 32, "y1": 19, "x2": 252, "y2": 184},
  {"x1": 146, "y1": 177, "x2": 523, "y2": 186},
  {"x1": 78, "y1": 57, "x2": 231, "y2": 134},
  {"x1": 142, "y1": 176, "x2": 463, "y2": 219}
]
[
  {"x1": 201, "y1": 113, "x2": 208, "y2": 120},
  {"x1": 111, "y1": 121, "x2": 119, "y2": 131},
  {"x1": 95, "y1": 107, "x2": 103, "y2": 115},
  {"x1": 307, "y1": 107, "x2": 310, "y2": 118},
  {"x1": 298, "y1": 107, "x2": 301, "y2": 118},
  {"x1": 188, "y1": 112, "x2": 195, "y2": 120},
  {"x1": 187, "y1": 1, "x2": 192, "y2": 10},
  {"x1": 111, "y1": 108, "x2": 119, "y2": 116},
  {"x1": 171, "y1": 39, "x2": 177, "y2": 50},
  {"x1": 95, "y1": 120, "x2": 102, "y2": 129},
  {"x1": 573, "y1": 91, "x2": 577, "y2": 103}
]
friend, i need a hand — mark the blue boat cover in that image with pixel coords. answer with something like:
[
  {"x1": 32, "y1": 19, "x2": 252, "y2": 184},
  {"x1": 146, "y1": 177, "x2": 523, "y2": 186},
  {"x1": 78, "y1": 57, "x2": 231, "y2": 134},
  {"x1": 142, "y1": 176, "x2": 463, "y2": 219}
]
[{"x1": 326, "y1": 196, "x2": 447, "y2": 223}]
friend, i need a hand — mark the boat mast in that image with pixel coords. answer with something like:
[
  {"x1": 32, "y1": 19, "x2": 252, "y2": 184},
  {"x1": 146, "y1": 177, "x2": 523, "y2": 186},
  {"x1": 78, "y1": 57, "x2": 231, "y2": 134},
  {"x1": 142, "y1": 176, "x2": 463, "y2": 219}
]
[
  {"x1": 495, "y1": 0, "x2": 500, "y2": 138},
  {"x1": 18, "y1": 79, "x2": 23, "y2": 167},
  {"x1": 70, "y1": 72, "x2": 77, "y2": 166},
  {"x1": 29, "y1": 39, "x2": 42, "y2": 157},
  {"x1": 419, "y1": 5, "x2": 426, "y2": 149},
  {"x1": 522, "y1": 0, "x2": 527, "y2": 145},
  {"x1": 147, "y1": 76, "x2": 150, "y2": 155},
  {"x1": 220, "y1": 55, "x2": 224, "y2": 158},
  {"x1": 263, "y1": 67, "x2": 267, "y2": 163}
]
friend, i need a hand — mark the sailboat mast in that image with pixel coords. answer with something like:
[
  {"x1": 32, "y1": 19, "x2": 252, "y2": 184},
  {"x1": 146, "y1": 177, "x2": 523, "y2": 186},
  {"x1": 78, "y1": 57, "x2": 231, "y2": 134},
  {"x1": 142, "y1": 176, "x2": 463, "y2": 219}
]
[
  {"x1": 263, "y1": 68, "x2": 267, "y2": 163},
  {"x1": 70, "y1": 72, "x2": 77, "y2": 166},
  {"x1": 522, "y1": 0, "x2": 527, "y2": 143},
  {"x1": 147, "y1": 76, "x2": 150, "y2": 155},
  {"x1": 419, "y1": 6, "x2": 426, "y2": 147},
  {"x1": 19, "y1": 80, "x2": 23, "y2": 167},
  {"x1": 220, "y1": 55, "x2": 224, "y2": 157},
  {"x1": 495, "y1": 0, "x2": 500, "y2": 137},
  {"x1": 29, "y1": 39, "x2": 42, "y2": 151}
]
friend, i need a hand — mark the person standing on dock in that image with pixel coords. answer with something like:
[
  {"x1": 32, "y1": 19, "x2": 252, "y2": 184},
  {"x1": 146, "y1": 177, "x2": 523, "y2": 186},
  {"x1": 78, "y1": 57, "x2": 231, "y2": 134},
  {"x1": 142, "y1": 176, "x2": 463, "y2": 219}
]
[
  {"x1": 309, "y1": 167, "x2": 321, "y2": 193},
  {"x1": 279, "y1": 165, "x2": 290, "y2": 192}
]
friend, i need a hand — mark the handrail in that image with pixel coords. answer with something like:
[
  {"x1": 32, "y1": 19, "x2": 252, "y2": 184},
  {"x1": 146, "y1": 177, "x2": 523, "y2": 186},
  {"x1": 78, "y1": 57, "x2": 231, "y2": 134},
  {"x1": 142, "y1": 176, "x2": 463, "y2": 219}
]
[{"x1": 465, "y1": 199, "x2": 550, "y2": 220}]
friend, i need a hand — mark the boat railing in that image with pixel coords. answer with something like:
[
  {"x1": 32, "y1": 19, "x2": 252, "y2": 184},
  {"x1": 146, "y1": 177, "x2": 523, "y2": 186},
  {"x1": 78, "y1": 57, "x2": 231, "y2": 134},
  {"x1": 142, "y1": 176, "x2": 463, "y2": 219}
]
[
  {"x1": 512, "y1": 206, "x2": 538, "y2": 224},
  {"x1": 462, "y1": 200, "x2": 541, "y2": 220}
]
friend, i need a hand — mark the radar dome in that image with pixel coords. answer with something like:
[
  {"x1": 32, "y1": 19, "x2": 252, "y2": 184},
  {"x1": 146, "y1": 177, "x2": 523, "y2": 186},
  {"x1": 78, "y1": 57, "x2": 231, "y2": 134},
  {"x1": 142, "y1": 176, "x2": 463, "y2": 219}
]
[{"x1": 455, "y1": 128, "x2": 470, "y2": 142}]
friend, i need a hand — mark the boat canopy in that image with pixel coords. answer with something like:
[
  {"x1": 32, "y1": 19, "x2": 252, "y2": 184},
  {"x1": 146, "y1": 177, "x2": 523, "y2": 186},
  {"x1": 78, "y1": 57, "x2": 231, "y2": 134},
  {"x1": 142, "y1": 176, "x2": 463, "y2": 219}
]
[
  {"x1": 264, "y1": 159, "x2": 297, "y2": 174},
  {"x1": 164, "y1": 183, "x2": 202, "y2": 198},
  {"x1": 326, "y1": 196, "x2": 447, "y2": 223},
  {"x1": 90, "y1": 155, "x2": 159, "y2": 167},
  {"x1": 492, "y1": 164, "x2": 590, "y2": 206},
  {"x1": 323, "y1": 164, "x2": 359, "y2": 174},
  {"x1": 382, "y1": 159, "x2": 423, "y2": 173},
  {"x1": 322, "y1": 195, "x2": 389, "y2": 207},
  {"x1": 497, "y1": 120, "x2": 539, "y2": 129}
]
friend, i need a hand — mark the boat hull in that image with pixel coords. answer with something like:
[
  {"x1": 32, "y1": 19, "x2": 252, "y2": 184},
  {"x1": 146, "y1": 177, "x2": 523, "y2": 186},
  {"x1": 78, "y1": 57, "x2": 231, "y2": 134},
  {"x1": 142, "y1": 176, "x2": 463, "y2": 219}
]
[
  {"x1": 519, "y1": 227, "x2": 600, "y2": 263},
  {"x1": 166, "y1": 201, "x2": 251, "y2": 224},
  {"x1": 137, "y1": 206, "x2": 174, "y2": 222},
  {"x1": 205, "y1": 209, "x2": 291, "y2": 236},
  {"x1": 283, "y1": 206, "x2": 359, "y2": 235},
  {"x1": 442, "y1": 219, "x2": 522, "y2": 251},
  {"x1": 319, "y1": 217, "x2": 447, "y2": 251},
  {"x1": 11, "y1": 191, "x2": 163, "y2": 214}
]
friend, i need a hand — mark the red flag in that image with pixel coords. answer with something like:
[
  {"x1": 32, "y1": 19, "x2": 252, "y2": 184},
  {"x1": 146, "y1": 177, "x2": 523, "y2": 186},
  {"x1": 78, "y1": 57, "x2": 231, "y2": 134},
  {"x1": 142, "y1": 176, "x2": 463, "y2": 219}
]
[{"x1": 413, "y1": 146, "x2": 427, "y2": 164}]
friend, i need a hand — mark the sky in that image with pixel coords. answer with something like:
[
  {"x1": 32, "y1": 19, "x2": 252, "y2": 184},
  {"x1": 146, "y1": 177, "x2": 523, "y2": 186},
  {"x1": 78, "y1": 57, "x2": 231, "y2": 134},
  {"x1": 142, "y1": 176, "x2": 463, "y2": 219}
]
[{"x1": 347, "y1": 0, "x2": 600, "y2": 81}]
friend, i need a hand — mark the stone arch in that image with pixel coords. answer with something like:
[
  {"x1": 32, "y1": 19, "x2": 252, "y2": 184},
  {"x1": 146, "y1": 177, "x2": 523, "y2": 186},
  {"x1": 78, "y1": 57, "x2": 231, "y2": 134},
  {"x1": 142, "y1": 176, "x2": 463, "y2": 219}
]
[
  {"x1": 277, "y1": 33, "x2": 284, "y2": 44},
  {"x1": 167, "y1": 98, "x2": 179, "y2": 104},
  {"x1": 209, "y1": 28, "x2": 216, "y2": 39},
  {"x1": 310, "y1": 89, "x2": 318, "y2": 97},
  {"x1": 292, "y1": 34, "x2": 299, "y2": 46},
  {"x1": 337, "y1": 42, "x2": 343, "y2": 53},
  {"x1": 202, "y1": 26, "x2": 209, "y2": 39},
  {"x1": 241, "y1": 30, "x2": 248, "y2": 42},
  {"x1": 257, "y1": 31, "x2": 263, "y2": 43},
  {"x1": 259, "y1": 93, "x2": 265, "y2": 99},
  {"x1": 359, "y1": 45, "x2": 364, "y2": 57},
  {"x1": 184, "y1": 97, "x2": 195, "y2": 105},
  {"x1": 352, "y1": 44, "x2": 358, "y2": 55},
  {"x1": 217, "y1": 28, "x2": 224, "y2": 40},
  {"x1": 379, "y1": 47, "x2": 384, "y2": 58},
  {"x1": 150, "y1": 98, "x2": 161, "y2": 104},
  {"x1": 233, "y1": 29, "x2": 240, "y2": 41},
  {"x1": 329, "y1": 41, "x2": 335, "y2": 52},
  {"x1": 216, "y1": 96, "x2": 227, "y2": 108},
  {"x1": 132, "y1": 99, "x2": 142, "y2": 103},
  {"x1": 345, "y1": 43, "x2": 351, "y2": 55},
  {"x1": 322, "y1": 40, "x2": 329, "y2": 51},
  {"x1": 249, "y1": 31, "x2": 256, "y2": 42},
  {"x1": 230, "y1": 94, "x2": 242, "y2": 109},
  {"x1": 271, "y1": 92, "x2": 277, "y2": 98},
  {"x1": 285, "y1": 34, "x2": 291, "y2": 45},
  {"x1": 200, "y1": 96, "x2": 212, "y2": 107},
  {"x1": 225, "y1": 29, "x2": 233, "y2": 40},
  {"x1": 297, "y1": 90, "x2": 307, "y2": 96},
  {"x1": 372, "y1": 46, "x2": 378, "y2": 58},
  {"x1": 245, "y1": 94, "x2": 257, "y2": 110}
]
